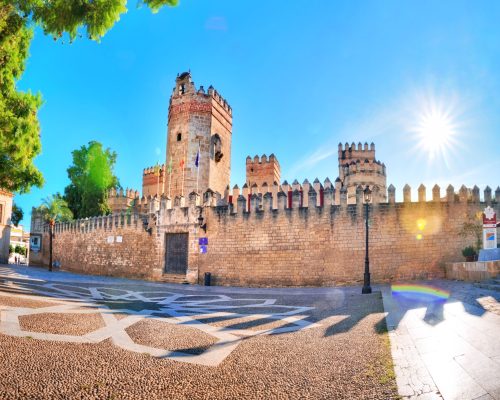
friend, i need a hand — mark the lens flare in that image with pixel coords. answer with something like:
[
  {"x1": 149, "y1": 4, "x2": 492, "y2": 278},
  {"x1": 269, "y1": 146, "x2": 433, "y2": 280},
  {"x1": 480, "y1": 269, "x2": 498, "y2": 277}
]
[
  {"x1": 416, "y1": 218, "x2": 427, "y2": 231},
  {"x1": 417, "y1": 110, "x2": 454, "y2": 156},
  {"x1": 409, "y1": 93, "x2": 462, "y2": 168},
  {"x1": 392, "y1": 284, "x2": 450, "y2": 301}
]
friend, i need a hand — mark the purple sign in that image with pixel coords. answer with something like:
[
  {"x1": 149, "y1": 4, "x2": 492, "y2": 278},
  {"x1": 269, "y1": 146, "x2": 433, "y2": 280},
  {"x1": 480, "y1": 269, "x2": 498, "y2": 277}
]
[
  {"x1": 200, "y1": 245, "x2": 208, "y2": 254},
  {"x1": 199, "y1": 237, "x2": 208, "y2": 245}
]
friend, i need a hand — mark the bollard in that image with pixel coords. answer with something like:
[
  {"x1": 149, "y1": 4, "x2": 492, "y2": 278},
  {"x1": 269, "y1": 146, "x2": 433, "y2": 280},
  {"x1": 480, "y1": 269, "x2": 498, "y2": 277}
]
[{"x1": 204, "y1": 272, "x2": 211, "y2": 286}]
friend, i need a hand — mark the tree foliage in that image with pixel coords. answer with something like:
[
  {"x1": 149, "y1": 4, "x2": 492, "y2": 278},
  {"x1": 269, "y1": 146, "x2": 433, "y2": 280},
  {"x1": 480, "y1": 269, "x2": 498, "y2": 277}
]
[
  {"x1": 64, "y1": 141, "x2": 120, "y2": 219},
  {"x1": 0, "y1": 0, "x2": 178, "y2": 193},
  {"x1": 14, "y1": 244, "x2": 26, "y2": 256},
  {"x1": 11, "y1": 202, "x2": 23, "y2": 226},
  {"x1": 0, "y1": 4, "x2": 43, "y2": 193},
  {"x1": 36, "y1": 193, "x2": 73, "y2": 224}
]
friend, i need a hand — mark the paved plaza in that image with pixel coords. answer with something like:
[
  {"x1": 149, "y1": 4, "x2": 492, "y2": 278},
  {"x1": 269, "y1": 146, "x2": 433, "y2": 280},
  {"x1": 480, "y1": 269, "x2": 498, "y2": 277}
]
[
  {"x1": 0, "y1": 265, "x2": 499, "y2": 399},
  {"x1": 384, "y1": 281, "x2": 500, "y2": 400},
  {"x1": 0, "y1": 265, "x2": 397, "y2": 399}
]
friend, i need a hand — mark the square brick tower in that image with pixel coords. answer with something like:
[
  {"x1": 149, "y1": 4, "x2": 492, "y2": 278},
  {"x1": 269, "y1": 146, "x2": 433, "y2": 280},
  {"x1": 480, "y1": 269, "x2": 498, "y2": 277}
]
[
  {"x1": 338, "y1": 142, "x2": 387, "y2": 203},
  {"x1": 143, "y1": 72, "x2": 232, "y2": 199},
  {"x1": 246, "y1": 154, "x2": 281, "y2": 190}
]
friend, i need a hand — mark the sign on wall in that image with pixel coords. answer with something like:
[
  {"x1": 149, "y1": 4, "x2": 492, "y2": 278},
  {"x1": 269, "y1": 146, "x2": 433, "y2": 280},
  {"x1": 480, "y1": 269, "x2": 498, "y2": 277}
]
[
  {"x1": 483, "y1": 206, "x2": 497, "y2": 228},
  {"x1": 482, "y1": 206, "x2": 497, "y2": 250},
  {"x1": 199, "y1": 237, "x2": 208, "y2": 253},
  {"x1": 483, "y1": 228, "x2": 497, "y2": 249},
  {"x1": 30, "y1": 235, "x2": 41, "y2": 252}
]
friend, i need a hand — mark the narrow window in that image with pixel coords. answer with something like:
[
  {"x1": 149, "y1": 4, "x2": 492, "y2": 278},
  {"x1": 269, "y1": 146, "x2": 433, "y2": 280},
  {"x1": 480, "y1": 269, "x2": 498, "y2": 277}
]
[
  {"x1": 210, "y1": 134, "x2": 223, "y2": 162},
  {"x1": 177, "y1": 133, "x2": 182, "y2": 142}
]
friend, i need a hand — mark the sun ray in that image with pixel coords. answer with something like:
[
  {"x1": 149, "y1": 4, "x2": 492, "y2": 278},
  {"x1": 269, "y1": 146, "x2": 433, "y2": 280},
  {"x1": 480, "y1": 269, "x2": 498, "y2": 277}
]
[{"x1": 409, "y1": 94, "x2": 462, "y2": 169}]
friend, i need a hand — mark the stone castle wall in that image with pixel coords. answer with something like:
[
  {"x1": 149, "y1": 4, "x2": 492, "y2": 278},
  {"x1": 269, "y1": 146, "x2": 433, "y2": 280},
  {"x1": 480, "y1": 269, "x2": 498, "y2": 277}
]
[
  {"x1": 42, "y1": 214, "x2": 165, "y2": 280},
  {"x1": 41, "y1": 183, "x2": 500, "y2": 287}
]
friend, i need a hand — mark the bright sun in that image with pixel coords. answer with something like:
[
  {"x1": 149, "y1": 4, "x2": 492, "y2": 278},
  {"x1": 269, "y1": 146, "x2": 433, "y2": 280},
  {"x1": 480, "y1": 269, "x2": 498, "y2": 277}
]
[{"x1": 414, "y1": 106, "x2": 457, "y2": 161}]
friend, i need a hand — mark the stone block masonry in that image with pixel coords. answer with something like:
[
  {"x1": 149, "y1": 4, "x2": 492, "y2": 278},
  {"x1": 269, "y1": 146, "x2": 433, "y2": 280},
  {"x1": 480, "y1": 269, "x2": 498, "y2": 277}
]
[
  {"x1": 42, "y1": 214, "x2": 164, "y2": 281},
  {"x1": 201, "y1": 196, "x2": 498, "y2": 286},
  {"x1": 41, "y1": 184, "x2": 500, "y2": 287}
]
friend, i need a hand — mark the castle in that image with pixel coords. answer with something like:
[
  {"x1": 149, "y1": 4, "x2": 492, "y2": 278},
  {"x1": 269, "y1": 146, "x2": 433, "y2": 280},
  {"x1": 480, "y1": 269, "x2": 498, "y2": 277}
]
[
  {"x1": 118, "y1": 72, "x2": 387, "y2": 210},
  {"x1": 33, "y1": 73, "x2": 500, "y2": 287}
]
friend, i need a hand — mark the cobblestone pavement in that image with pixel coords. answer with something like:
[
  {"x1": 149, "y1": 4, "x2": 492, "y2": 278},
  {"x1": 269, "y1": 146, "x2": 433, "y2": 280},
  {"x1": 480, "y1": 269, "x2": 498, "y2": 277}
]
[
  {"x1": 0, "y1": 265, "x2": 398, "y2": 399},
  {"x1": 383, "y1": 280, "x2": 500, "y2": 400}
]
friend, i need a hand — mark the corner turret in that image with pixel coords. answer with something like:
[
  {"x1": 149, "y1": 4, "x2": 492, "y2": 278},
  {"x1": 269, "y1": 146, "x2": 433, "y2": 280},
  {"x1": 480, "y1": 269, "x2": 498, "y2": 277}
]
[{"x1": 336, "y1": 141, "x2": 387, "y2": 204}]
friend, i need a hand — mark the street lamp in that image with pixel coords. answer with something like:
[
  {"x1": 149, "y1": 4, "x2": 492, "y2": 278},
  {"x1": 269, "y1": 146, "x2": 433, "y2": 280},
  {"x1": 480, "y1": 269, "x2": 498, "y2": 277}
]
[
  {"x1": 362, "y1": 186, "x2": 372, "y2": 294},
  {"x1": 198, "y1": 207, "x2": 207, "y2": 233},
  {"x1": 48, "y1": 220, "x2": 55, "y2": 272}
]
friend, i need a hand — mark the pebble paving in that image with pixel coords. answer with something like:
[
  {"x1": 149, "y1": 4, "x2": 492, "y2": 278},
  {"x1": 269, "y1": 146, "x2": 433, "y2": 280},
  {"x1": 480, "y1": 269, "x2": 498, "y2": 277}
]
[{"x1": 0, "y1": 265, "x2": 398, "y2": 399}]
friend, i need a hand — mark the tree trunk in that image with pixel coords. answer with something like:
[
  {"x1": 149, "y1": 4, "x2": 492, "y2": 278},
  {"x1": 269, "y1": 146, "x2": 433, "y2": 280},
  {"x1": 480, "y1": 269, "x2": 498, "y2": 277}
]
[{"x1": 49, "y1": 224, "x2": 53, "y2": 272}]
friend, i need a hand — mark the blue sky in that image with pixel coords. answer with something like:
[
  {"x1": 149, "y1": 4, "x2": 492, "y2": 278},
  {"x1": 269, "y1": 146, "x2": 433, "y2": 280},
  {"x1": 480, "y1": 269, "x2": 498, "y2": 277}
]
[{"x1": 15, "y1": 0, "x2": 500, "y2": 225}]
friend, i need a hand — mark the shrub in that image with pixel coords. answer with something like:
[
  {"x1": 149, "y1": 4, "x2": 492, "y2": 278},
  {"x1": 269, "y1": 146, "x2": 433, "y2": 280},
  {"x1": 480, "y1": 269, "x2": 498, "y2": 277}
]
[{"x1": 462, "y1": 246, "x2": 477, "y2": 257}]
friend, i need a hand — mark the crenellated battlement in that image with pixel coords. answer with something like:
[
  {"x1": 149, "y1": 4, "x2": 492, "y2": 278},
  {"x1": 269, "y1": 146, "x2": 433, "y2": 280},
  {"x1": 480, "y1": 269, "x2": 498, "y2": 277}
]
[
  {"x1": 107, "y1": 187, "x2": 140, "y2": 214},
  {"x1": 338, "y1": 141, "x2": 376, "y2": 161},
  {"x1": 245, "y1": 153, "x2": 279, "y2": 166},
  {"x1": 107, "y1": 187, "x2": 140, "y2": 200},
  {"x1": 219, "y1": 182, "x2": 500, "y2": 212},
  {"x1": 169, "y1": 72, "x2": 232, "y2": 116},
  {"x1": 44, "y1": 212, "x2": 148, "y2": 235},
  {"x1": 142, "y1": 165, "x2": 165, "y2": 176},
  {"x1": 246, "y1": 153, "x2": 281, "y2": 189},
  {"x1": 207, "y1": 86, "x2": 232, "y2": 115},
  {"x1": 341, "y1": 158, "x2": 386, "y2": 177},
  {"x1": 142, "y1": 164, "x2": 165, "y2": 198},
  {"x1": 58, "y1": 183, "x2": 500, "y2": 234},
  {"x1": 155, "y1": 182, "x2": 500, "y2": 213}
]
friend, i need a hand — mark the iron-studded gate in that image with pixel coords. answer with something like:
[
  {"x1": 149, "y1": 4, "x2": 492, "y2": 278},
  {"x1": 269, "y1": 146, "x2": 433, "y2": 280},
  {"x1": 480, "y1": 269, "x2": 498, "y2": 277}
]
[{"x1": 164, "y1": 233, "x2": 188, "y2": 274}]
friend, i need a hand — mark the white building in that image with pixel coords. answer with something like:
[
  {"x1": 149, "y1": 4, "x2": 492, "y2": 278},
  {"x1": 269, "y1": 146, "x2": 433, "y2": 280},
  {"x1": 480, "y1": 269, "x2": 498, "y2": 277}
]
[{"x1": 0, "y1": 189, "x2": 13, "y2": 264}]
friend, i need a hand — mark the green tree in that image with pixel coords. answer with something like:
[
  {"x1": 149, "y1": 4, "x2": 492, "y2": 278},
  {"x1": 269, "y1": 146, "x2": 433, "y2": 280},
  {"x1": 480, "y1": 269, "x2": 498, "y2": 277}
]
[
  {"x1": 64, "y1": 141, "x2": 120, "y2": 218},
  {"x1": 0, "y1": 4, "x2": 43, "y2": 193},
  {"x1": 9, "y1": 243, "x2": 14, "y2": 254},
  {"x1": 11, "y1": 202, "x2": 23, "y2": 226},
  {"x1": 0, "y1": 0, "x2": 178, "y2": 193},
  {"x1": 36, "y1": 194, "x2": 73, "y2": 271},
  {"x1": 14, "y1": 244, "x2": 26, "y2": 256}
]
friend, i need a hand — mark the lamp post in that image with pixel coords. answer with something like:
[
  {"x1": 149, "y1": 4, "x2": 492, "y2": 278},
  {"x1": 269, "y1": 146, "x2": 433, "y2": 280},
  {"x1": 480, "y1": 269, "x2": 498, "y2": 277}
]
[
  {"x1": 362, "y1": 186, "x2": 372, "y2": 294},
  {"x1": 48, "y1": 220, "x2": 55, "y2": 272}
]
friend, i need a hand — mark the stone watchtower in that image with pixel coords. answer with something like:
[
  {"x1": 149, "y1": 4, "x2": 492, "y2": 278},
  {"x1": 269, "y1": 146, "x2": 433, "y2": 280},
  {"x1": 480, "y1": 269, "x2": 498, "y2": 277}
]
[
  {"x1": 154, "y1": 72, "x2": 233, "y2": 200},
  {"x1": 142, "y1": 165, "x2": 165, "y2": 197},
  {"x1": 338, "y1": 142, "x2": 387, "y2": 203},
  {"x1": 246, "y1": 154, "x2": 281, "y2": 189}
]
